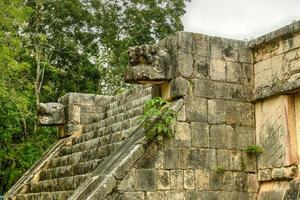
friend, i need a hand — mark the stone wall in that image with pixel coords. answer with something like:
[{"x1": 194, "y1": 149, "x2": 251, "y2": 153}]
[
  {"x1": 115, "y1": 32, "x2": 257, "y2": 200},
  {"x1": 250, "y1": 21, "x2": 300, "y2": 200}
]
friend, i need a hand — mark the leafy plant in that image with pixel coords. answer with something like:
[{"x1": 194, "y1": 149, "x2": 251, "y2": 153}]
[
  {"x1": 245, "y1": 145, "x2": 264, "y2": 154},
  {"x1": 214, "y1": 167, "x2": 225, "y2": 174},
  {"x1": 139, "y1": 97, "x2": 177, "y2": 142}
]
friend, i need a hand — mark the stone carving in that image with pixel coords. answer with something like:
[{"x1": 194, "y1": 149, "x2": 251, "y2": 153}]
[
  {"x1": 37, "y1": 103, "x2": 65, "y2": 125},
  {"x1": 125, "y1": 44, "x2": 172, "y2": 83}
]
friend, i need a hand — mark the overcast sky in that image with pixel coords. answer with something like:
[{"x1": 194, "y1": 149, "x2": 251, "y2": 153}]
[{"x1": 183, "y1": 0, "x2": 300, "y2": 40}]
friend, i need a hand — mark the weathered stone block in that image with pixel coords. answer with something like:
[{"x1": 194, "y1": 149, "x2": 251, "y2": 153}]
[
  {"x1": 248, "y1": 174, "x2": 258, "y2": 193},
  {"x1": 174, "y1": 122, "x2": 191, "y2": 147},
  {"x1": 194, "y1": 57, "x2": 210, "y2": 78},
  {"x1": 38, "y1": 103, "x2": 65, "y2": 125},
  {"x1": 185, "y1": 95, "x2": 207, "y2": 122},
  {"x1": 118, "y1": 170, "x2": 136, "y2": 191},
  {"x1": 191, "y1": 122, "x2": 209, "y2": 148},
  {"x1": 193, "y1": 33, "x2": 210, "y2": 58},
  {"x1": 164, "y1": 148, "x2": 179, "y2": 169},
  {"x1": 210, "y1": 59, "x2": 226, "y2": 81},
  {"x1": 254, "y1": 59, "x2": 272, "y2": 89},
  {"x1": 208, "y1": 99, "x2": 226, "y2": 124},
  {"x1": 170, "y1": 77, "x2": 189, "y2": 99},
  {"x1": 184, "y1": 170, "x2": 195, "y2": 189},
  {"x1": 226, "y1": 61, "x2": 242, "y2": 83},
  {"x1": 222, "y1": 39, "x2": 239, "y2": 62},
  {"x1": 210, "y1": 124, "x2": 235, "y2": 149},
  {"x1": 195, "y1": 169, "x2": 209, "y2": 190},
  {"x1": 222, "y1": 171, "x2": 235, "y2": 191},
  {"x1": 210, "y1": 37, "x2": 223, "y2": 59},
  {"x1": 194, "y1": 78, "x2": 214, "y2": 98},
  {"x1": 177, "y1": 105, "x2": 186, "y2": 121},
  {"x1": 176, "y1": 32, "x2": 194, "y2": 78},
  {"x1": 209, "y1": 171, "x2": 223, "y2": 190},
  {"x1": 235, "y1": 126, "x2": 255, "y2": 149},
  {"x1": 242, "y1": 63, "x2": 254, "y2": 85},
  {"x1": 145, "y1": 192, "x2": 165, "y2": 200},
  {"x1": 165, "y1": 191, "x2": 185, "y2": 200},
  {"x1": 170, "y1": 170, "x2": 183, "y2": 189},
  {"x1": 234, "y1": 172, "x2": 248, "y2": 192},
  {"x1": 156, "y1": 170, "x2": 170, "y2": 190},
  {"x1": 136, "y1": 169, "x2": 156, "y2": 190}
]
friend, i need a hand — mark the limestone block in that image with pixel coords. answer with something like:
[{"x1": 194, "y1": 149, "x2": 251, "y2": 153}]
[
  {"x1": 195, "y1": 169, "x2": 209, "y2": 190},
  {"x1": 194, "y1": 78, "x2": 214, "y2": 98},
  {"x1": 38, "y1": 103, "x2": 65, "y2": 125},
  {"x1": 239, "y1": 41, "x2": 253, "y2": 63},
  {"x1": 156, "y1": 170, "x2": 170, "y2": 190},
  {"x1": 258, "y1": 165, "x2": 297, "y2": 181},
  {"x1": 248, "y1": 174, "x2": 259, "y2": 193},
  {"x1": 222, "y1": 171, "x2": 235, "y2": 191},
  {"x1": 163, "y1": 148, "x2": 179, "y2": 169},
  {"x1": 210, "y1": 59, "x2": 226, "y2": 81},
  {"x1": 145, "y1": 192, "x2": 165, "y2": 200},
  {"x1": 256, "y1": 95, "x2": 297, "y2": 170},
  {"x1": 254, "y1": 58, "x2": 272, "y2": 90},
  {"x1": 117, "y1": 170, "x2": 136, "y2": 191},
  {"x1": 235, "y1": 126, "x2": 255, "y2": 149},
  {"x1": 184, "y1": 170, "x2": 195, "y2": 189},
  {"x1": 187, "y1": 148, "x2": 216, "y2": 169},
  {"x1": 270, "y1": 55, "x2": 283, "y2": 80},
  {"x1": 210, "y1": 37, "x2": 223, "y2": 59},
  {"x1": 191, "y1": 122, "x2": 209, "y2": 148},
  {"x1": 174, "y1": 122, "x2": 191, "y2": 147},
  {"x1": 194, "y1": 57, "x2": 210, "y2": 79},
  {"x1": 170, "y1": 170, "x2": 184, "y2": 189},
  {"x1": 177, "y1": 105, "x2": 186, "y2": 121},
  {"x1": 242, "y1": 63, "x2": 254, "y2": 85},
  {"x1": 222, "y1": 39, "x2": 239, "y2": 62},
  {"x1": 210, "y1": 124, "x2": 235, "y2": 149},
  {"x1": 193, "y1": 33, "x2": 210, "y2": 59},
  {"x1": 234, "y1": 172, "x2": 248, "y2": 192},
  {"x1": 136, "y1": 169, "x2": 156, "y2": 190},
  {"x1": 226, "y1": 61, "x2": 242, "y2": 83},
  {"x1": 170, "y1": 77, "x2": 189, "y2": 99},
  {"x1": 67, "y1": 105, "x2": 81, "y2": 124},
  {"x1": 185, "y1": 95, "x2": 207, "y2": 122},
  {"x1": 176, "y1": 32, "x2": 194, "y2": 78},
  {"x1": 165, "y1": 191, "x2": 185, "y2": 200},
  {"x1": 208, "y1": 99, "x2": 226, "y2": 124},
  {"x1": 209, "y1": 171, "x2": 223, "y2": 190}
]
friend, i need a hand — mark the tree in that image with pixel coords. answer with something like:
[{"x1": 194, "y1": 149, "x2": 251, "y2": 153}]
[{"x1": 0, "y1": 0, "x2": 189, "y2": 193}]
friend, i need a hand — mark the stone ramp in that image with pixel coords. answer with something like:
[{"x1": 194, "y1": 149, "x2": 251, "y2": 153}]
[
  {"x1": 6, "y1": 86, "x2": 153, "y2": 200},
  {"x1": 69, "y1": 99, "x2": 184, "y2": 200}
]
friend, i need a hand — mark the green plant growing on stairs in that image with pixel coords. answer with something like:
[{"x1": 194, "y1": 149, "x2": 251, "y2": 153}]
[
  {"x1": 139, "y1": 97, "x2": 177, "y2": 142},
  {"x1": 245, "y1": 145, "x2": 264, "y2": 155}
]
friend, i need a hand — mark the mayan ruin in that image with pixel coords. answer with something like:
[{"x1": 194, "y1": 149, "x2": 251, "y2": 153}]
[{"x1": 4, "y1": 21, "x2": 300, "y2": 200}]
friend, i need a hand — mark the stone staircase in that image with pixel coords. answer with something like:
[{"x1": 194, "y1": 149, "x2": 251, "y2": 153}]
[{"x1": 13, "y1": 86, "x2": 153, "y2": 200}]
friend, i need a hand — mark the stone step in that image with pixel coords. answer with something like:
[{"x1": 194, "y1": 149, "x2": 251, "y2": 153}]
[
  {"x1": 16, "y1": 191, "x2": 73, "y2": 200},
  {"x1": 49, "y1": 143, "x2": 117, "y2": 168},
  {"x1": 59, "y1": 131, "x2": 127, "y2": 157},
  {"x1": 40, "y1": 159, "x2": 102, "y2": 181},
  {"x1": 30, "y1": 174, "x2": 90, "y2": 193},
  {"x1": 83, "y1": 104, "x2": 143, "y2": 133}
]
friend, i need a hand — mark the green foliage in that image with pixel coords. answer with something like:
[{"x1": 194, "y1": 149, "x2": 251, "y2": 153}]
[
  {"x1": 0, "y1": 0, "x2": 188, "y2": 194},
  {"x1": 245, "y1": 145, "x2": 264, "y2": 154},
  {"x1": 214, "y1": 167, "x2": 225, "y2": 174},
  {"x1": 139, "y1": 97, "x2": 177, "y2": 142}
]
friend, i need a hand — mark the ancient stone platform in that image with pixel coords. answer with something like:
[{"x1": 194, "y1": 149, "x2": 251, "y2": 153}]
[{"x1": 5, "y1": 21, "x2": 300, "y2": 200}]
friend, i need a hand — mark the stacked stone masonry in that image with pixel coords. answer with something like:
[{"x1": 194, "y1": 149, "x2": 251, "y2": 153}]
[{"x1": 5, "y1": 20, "x2": 300, "y2": 200}]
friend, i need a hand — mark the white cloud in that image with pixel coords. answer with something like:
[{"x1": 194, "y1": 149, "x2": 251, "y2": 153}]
[{"x1": 183, "y1": 0, "x2": 300, "y2": 40}]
